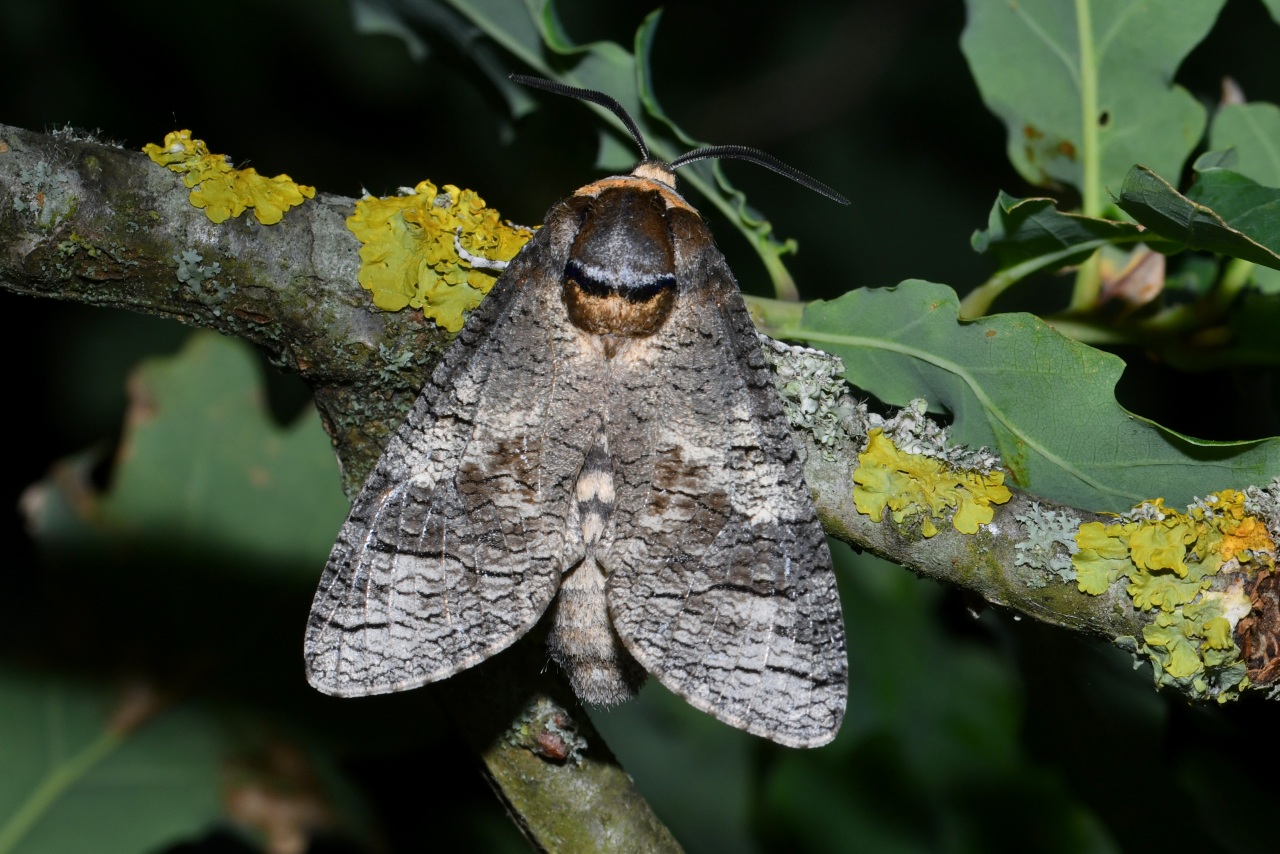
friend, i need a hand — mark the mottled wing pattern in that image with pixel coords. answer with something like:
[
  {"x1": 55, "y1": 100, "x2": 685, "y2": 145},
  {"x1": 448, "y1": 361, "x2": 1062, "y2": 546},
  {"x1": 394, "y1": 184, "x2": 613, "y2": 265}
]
[
  {"x1": 305, "y1": 233, "x2": 602, "y2": 697},
  {"x1": 605, "y1": 239, "x2": 847, "y2": 747}
]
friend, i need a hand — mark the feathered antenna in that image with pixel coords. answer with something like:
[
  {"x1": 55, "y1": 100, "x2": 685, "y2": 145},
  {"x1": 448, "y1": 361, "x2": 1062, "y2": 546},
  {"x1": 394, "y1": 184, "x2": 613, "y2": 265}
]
[{"x1": 510, "y1": 73, "x2": 849, "y2": 205}]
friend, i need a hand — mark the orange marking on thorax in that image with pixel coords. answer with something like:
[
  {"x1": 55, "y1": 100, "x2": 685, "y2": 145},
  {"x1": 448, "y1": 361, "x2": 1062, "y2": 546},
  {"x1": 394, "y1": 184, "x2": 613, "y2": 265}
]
[{"x1": 572, "y1": 176, "x2": 699, "y2": 215}]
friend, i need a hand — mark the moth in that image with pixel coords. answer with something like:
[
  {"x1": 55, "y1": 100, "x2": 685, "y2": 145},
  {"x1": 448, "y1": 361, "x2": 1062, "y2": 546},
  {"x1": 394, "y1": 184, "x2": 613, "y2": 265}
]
[{"x1": 305, "y1": 75, "x2": 849, "y2": 748}]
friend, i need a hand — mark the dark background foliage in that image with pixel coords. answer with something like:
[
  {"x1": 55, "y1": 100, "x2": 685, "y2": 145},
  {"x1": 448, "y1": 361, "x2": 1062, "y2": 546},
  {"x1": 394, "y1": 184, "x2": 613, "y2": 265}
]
[{"x1": 3, "y1": 1, "x2": 1280, "y2": 851}]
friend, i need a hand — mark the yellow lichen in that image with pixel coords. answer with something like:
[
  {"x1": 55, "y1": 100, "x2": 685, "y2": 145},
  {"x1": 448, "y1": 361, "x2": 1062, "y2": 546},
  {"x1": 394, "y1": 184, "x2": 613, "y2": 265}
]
[
  {"x1": 1070, "y1": 491, "x2": 1270, "y2": 702},
  {"x1": 1201, "y1": 617, "x2": 1233, "y2": 650},
  {"x1": 143, "y1": 130, "x2": 314, "y2": 225},
  {"x1": 1127, "y1": 500, "x2": 1197, "y2": 576},
  {"x1": 852, "y1": 429, "x2": 1011, "y2": 538},
  {"x1": 345, "y1": 181, "x2": 533, "y2": 331},
  {"x1": 1192, "y1": 489, "x2": 1277, "y2": 567},
  {"x1": 1146, "y1": 595, "x2": 1250, "y2": 693},
  {"x1": 1126, "y1": 568, "x2": 1202, "y2": 611},
  {"x1": 1069, "y1": 496, "x2": 1258, "y2": 607},
  {"x1": 1218, "y1": 517, "x2": 1273, "y2": 562},
  {"x1": 1142, "y1": 612, "x2": 1204, "y2": 680},
  {"x1": 1073, "y1": 521, "x2": 1133, "y2": 595}
]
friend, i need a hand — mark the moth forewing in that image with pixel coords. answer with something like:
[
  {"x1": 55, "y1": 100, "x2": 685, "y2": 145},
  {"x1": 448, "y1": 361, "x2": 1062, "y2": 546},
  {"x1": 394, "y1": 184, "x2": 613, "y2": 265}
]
[
  {"x1": 595, "y1": 214, "x2": 846, "y2": 748},
  {"x1": 303, "y1": 228, "x2": 573, "y2": 697},
  {"x1": 306, "y1": 76, "x2": 849, "y2": 747}
]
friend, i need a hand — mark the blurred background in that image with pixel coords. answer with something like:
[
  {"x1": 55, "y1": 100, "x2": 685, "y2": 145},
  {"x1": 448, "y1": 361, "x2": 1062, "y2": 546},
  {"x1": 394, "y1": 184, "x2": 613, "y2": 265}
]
[{"x1": 2, "y1": 0, "x2": 1279, "y2": 851}]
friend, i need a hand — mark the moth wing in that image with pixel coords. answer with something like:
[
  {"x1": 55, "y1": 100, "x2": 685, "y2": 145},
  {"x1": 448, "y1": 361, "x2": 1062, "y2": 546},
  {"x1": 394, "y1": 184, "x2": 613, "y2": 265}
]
[
  {"x1": 305, "y1": 233, "x2": 601, "y2": 696},
  {"x1": 606, "y1": 258, "x2": 847, "y2": 748}
]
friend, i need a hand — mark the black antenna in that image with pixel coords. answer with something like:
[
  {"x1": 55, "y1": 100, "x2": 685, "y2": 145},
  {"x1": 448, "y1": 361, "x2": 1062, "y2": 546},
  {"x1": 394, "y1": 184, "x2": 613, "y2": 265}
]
[
  {"x1": 510, "y1": 73, "x2": 848, "y2": 205},
  {"x1": 510, "y1": 74, "x2": 650, "y2": 161},
  {"x1": 672, "y1": 145, "x2": 849, "y2": 206}
]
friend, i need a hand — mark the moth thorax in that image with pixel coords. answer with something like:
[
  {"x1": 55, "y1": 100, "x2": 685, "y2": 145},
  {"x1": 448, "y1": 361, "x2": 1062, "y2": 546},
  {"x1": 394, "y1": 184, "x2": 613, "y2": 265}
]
[{"x1": 562, "y1": 187, "x2": 677, "y2": 338}]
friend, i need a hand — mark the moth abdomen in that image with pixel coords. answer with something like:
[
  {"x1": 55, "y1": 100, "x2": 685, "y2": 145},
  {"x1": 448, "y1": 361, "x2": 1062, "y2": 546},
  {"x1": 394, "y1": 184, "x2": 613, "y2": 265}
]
[
  {"x1": 549, "y1": 555, "x2": 647, "y2": 705},
  {"x1": 550, "y1": 432, "x2": 646, "y2": 704}
]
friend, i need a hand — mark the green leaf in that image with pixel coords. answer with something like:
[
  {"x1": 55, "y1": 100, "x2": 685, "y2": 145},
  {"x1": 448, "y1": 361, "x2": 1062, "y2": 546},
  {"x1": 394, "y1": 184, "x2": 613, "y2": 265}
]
[
  {"x1": 0, "y1": 668, "x2": 224, "y2": 854},
  {"x1": 963, "y1": 191, "x2": 1161, "y2": 316},
  {"x1": 1165, "y1": 253, "x2": 1220, "y2": 297},
  {"x1": 1212, "y1": 103, "x2": 1280, "y2": 289},
  {"x1": 351, "y1": 0, "x2": 430, "y2": 61},
  {"x1": 972, "y1": 191, "x2": 1151, "y2": 270},
  {"x1": 1186, "y1": 166, "x2": 1280, "y2": 247},
  {"x1": 1208, "y1": 101, "x2": 1280, "y2": 186},
  {"x1": 1116, "y1": 165, "x2": 1280, "y2": 270},
  {"x1": 961, "y1": 0, "x2": 1222, "y2": 213},
  {"x1": 786, "y1": 280, "x2": 1280, "y2": 512},
  {"x1": 1263, "y1": 0, "x2": 1280, "y2": 25},
  {"x1": 23, "y1": 331, "x2": 348, "y2": 573}
]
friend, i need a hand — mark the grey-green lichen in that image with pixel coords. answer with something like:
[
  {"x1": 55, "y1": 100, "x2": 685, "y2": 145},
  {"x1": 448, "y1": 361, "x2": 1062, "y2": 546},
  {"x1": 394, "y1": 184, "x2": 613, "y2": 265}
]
[
  {"x1": 1013, "y1": 502, "x2": 1080, "y2": 587},
  {"x1": 49, "y1": 123, "x2": 122, "y2": 148},
  {"x1": 760, "y1": 334, "x2": 858, "y2": 457},
  {"x1": 13, "y1": 160, "x2": 75, "y2": 228},
  {"x1": 759, "y1": 341, "x2": 1004, "y2": 477},
  {"x1": 174, "y1": 249, "x2": 234, "y2": 315},
  {"x1": 376, "y1": 343, "x2": 415, "y2": 382},
  {"x1": 1243, "y1": 476, "x2": 1280, "y2": 544},
  {"x1": 1121, "y1": 498, "x2": 1171, "y2": 523},
  {"x1": 51, "y1": 233, "x2": 137, "y2": 281}
]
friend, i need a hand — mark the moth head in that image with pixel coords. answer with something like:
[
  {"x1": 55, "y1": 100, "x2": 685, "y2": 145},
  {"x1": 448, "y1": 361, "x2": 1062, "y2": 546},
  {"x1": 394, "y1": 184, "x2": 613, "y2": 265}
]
[{"x1": 510, "y1": 75, "x2": 849, "y2": 341}]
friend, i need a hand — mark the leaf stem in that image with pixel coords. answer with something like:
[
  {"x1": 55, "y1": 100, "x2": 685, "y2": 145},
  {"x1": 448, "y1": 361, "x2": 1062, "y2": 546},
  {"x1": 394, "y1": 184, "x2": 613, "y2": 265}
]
[
  {"x1": 1035, "y1": 316, "x2": 1135, "y2": 346},
  {"x1": 0, "y1": 729, "x2": 124, "y2": 853},
  {"x1": 1070, "y1": 0, "x2": 1103, "y2": 309},
  {"x1": 745, "y1": 294, "x2": 806, "y2": 335},
  {"x1": 961, "y1": 238, "x2": 1114, "y2": 318},
  {"x1": 761, "y1": 250, "x2": 801, "y2": 302},
  {"x1": 1074, "y1": 0, "x2": 1102, "y2": 219},
  {"x1": 1217, "y1": 257, "x2": 1256, "y2": 305}
]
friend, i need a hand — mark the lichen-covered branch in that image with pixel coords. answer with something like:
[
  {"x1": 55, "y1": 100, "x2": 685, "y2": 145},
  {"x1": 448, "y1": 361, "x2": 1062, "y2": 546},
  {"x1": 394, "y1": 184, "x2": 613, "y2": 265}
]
[{"x1": 765, "y1": 340, "x2": 1279, "y2": 705}]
